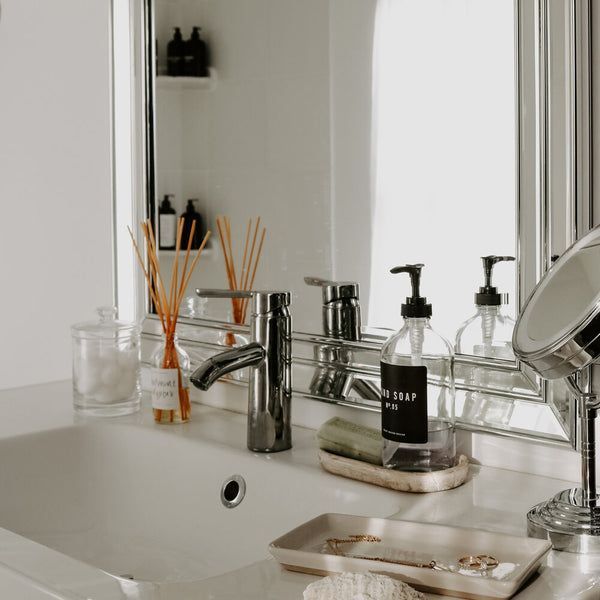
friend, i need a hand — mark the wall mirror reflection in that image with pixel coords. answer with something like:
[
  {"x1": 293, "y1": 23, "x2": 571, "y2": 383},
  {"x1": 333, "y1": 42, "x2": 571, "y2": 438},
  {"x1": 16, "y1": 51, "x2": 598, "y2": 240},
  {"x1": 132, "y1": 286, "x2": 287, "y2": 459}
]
[
  {"x1": 126, "y1": 0, "x2": 591, "y2": 444},
  {"x1": 151, "y1": 0, "x2": 516, "y2": 341}
]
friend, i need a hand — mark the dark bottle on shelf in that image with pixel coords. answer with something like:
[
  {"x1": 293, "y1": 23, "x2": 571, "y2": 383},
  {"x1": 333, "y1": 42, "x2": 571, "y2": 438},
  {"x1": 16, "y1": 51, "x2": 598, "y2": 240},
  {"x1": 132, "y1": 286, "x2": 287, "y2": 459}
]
[
  {"x1": 158, "y1": 195, "x2": 177, "y2": 249},
  {"x1": 184, "y1": 27, "x2": 209, "y2": 77},
  {"x1": 181, "y1": 199, "x2": 205, "y2": 249},
  {"x1": 167, "y1": 27, "x2": 185, "y2": 76}
]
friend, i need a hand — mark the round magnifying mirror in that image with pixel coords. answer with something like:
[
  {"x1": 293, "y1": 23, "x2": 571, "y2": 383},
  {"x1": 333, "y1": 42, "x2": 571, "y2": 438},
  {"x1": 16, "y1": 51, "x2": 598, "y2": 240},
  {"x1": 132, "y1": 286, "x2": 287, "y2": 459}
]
[
  {"x1": 513, "y1": 224, "x2": 600, "y2": 380},
  {"x1": 513, "y1": 224, "x2": 600, "y2": 554}
]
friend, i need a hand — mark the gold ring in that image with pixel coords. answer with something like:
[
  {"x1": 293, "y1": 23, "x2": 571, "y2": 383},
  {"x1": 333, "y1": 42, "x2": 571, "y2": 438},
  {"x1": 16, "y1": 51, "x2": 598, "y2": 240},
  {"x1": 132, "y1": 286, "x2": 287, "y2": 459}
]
[
  {"x1": 458, "y1": 556, "x2": 482, "y2": 570},
  {"x1": 476, "y1": 555, "x2": 499, "y2": 570}
]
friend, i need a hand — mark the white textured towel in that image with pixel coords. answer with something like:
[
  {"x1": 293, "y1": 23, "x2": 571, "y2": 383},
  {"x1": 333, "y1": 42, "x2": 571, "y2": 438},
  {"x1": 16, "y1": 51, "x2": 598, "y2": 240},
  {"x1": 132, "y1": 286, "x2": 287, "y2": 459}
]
[{"x1": 303, "y1": 572, "x2": 425, "y2": 600}]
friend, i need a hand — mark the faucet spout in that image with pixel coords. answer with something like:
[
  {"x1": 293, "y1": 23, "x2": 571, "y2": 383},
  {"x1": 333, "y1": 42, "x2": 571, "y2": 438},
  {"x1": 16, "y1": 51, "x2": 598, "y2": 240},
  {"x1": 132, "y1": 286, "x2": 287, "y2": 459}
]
[
  {"x1": 190, "y1": 289, "x2": 292, "y2": 453},
  {"x1": 190, "y1": 342, "x2": 265, "y2": 390}
]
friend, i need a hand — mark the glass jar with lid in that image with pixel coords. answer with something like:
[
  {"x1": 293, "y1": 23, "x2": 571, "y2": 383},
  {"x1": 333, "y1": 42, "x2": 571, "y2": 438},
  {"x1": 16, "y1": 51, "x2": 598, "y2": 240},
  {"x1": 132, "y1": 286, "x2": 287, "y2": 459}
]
[{"x1": 71, "y1": 307, "x2": 141, "y2": 417}]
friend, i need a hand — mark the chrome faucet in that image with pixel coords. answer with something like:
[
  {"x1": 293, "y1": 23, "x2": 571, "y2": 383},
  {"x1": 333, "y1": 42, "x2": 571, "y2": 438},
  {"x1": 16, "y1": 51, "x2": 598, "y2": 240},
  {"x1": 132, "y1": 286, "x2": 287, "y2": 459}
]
[
  {"x1": 190, "y1": 289, "x2": 292, "y2": 452},
  {"x1": 305, "y1": 277, "x2": 379, "y2": 401},
  {"x1": 304, "y1": 277, "x2": 361, "y2": 340}
]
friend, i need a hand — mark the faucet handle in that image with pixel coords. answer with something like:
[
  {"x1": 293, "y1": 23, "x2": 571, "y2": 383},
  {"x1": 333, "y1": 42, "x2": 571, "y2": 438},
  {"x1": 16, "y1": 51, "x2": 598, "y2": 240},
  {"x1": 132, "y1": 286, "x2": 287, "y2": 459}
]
[
  {"x1": 304, "y1": 277, "x2": 361, "y2": 340},
  {"x1": 304, "y1": 277, "x2": 359, "y2": 304},
  {"x1": 195, "y1": 288, "x2": 291, "y2": 314}
]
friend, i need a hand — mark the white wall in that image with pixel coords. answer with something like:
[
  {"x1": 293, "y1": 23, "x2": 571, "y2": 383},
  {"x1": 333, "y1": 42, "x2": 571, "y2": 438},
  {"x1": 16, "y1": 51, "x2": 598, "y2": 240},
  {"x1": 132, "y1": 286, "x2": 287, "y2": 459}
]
[{"x1": 0, "y1": 0, "x2": 114, "y2": 390}]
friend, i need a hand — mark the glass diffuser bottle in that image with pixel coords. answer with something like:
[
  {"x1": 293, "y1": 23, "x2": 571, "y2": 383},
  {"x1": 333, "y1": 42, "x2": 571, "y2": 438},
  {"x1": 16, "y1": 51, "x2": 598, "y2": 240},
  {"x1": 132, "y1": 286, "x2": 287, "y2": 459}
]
[
  {"x1": 150, "y1": 331, "x2": 191, "y2": 423},
  {"x1": 129, "y1": 215, "x2": 210, "y2": 425}
]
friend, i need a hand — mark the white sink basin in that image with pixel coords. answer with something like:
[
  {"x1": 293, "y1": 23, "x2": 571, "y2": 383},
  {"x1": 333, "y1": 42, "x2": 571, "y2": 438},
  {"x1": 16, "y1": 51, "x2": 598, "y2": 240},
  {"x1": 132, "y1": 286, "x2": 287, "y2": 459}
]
[{"x1": 0, "y1": 422, "x2": 403, "y2": 586}]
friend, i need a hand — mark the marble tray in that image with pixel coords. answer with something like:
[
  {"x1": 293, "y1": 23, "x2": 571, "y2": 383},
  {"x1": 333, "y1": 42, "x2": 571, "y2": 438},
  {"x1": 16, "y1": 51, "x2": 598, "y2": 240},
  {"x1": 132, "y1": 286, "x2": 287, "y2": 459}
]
[
  {"x1": 318, "y1": 449, "x2": 470, "y2": 493},
  {"x1": 269, "y1": 513, "x2": 552, "y2": 600}
]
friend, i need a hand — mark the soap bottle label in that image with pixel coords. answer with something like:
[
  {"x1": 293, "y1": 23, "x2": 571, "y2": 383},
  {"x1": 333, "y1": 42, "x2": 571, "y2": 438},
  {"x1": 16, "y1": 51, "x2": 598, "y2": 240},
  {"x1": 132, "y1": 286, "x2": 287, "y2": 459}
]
[
  {"x1": 380, "y1": 362, "x2": 428, "y2": 443},
  {"x1": 151, "y1": 367, "x2": 180, "y2": 410},
  {"x1": 159, "y1": 214, "x2": 177, "y2": 249}
]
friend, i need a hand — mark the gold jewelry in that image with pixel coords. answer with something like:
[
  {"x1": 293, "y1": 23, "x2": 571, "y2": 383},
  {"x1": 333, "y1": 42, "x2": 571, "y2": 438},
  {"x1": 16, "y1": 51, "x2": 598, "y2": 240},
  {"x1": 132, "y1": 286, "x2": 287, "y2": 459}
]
[
  {"x1": 326, "y1": 535, "x2": 498, "y2": 574},
  {"x1": 458, "y1": 555, "x2": 499, "y2": 571}
]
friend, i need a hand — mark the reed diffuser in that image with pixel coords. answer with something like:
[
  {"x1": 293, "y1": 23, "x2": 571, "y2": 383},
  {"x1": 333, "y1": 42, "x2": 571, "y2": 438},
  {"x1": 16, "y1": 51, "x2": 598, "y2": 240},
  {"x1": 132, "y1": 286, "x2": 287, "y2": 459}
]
[
  {"x1": 216, "y1": 216, "x2": 266, "y2": 345},
  {"x1": 129, "y1": 218, "x2": 210, "y2": 423}
]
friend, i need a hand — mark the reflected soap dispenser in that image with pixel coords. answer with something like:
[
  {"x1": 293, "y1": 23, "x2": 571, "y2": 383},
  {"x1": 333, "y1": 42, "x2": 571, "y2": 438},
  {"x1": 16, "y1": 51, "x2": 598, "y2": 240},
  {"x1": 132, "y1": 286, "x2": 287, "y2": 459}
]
[
  {"x1": 185, "y1": 27, "x2": 209, "y2": 77},
  {"x1": 455, "y1": 256, "x2": 516, "y2": 359},
  {"x1": 159, "y1": 194, "x2": 177, "y2": 250},
  {"x1": 380, "y1": 264, "x2": 456, "y2": 472},
  {"x1": 181, "y1": 199, "x2": 204, "y2": 249},
  {"x1": 167, "y1": 27, "x2": 185, "y2": 76}
]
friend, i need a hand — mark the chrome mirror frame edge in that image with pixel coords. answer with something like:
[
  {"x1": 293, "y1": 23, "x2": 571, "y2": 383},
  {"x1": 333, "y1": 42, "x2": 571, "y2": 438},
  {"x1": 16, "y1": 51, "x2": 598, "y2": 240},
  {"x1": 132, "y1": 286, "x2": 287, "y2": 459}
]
[{"x1": 115, "y1": 0, "x2": 591, "y2": 444}]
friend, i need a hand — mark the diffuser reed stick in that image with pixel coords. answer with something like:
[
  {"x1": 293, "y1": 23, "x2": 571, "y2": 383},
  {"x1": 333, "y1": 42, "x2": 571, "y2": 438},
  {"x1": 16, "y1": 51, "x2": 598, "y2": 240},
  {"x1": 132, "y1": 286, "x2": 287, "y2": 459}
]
[
  {"x1": 216, "y1": 216, "x2": 266, "y2": 336},
  {"x1": 129, "y1": 218, "x2": 210, "y2": 422}
]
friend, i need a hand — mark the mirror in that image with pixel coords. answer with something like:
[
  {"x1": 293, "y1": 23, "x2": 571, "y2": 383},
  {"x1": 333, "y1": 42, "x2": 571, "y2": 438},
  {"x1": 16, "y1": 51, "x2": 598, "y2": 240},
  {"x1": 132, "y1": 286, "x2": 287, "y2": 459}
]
[
  {"x1": 515, "y1": 226, "x2": 600, "y2": 381},
  {"x1": 513, "y1": 225, "x2": 600, "y2": 552},
  {"x1": 150, "y1": 0, "x2": 516, "y2": 342},
  {"x1": 117, "y1": 0, "x2": 592, "y2": 442}
]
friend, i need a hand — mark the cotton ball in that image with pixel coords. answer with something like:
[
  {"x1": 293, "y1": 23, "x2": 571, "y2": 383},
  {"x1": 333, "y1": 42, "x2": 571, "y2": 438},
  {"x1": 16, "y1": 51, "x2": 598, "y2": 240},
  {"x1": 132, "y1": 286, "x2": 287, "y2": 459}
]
[
  {"x1": 119, "y1": 347, "x2": 139, "y2": 370},
  {"x1": 116, "y1": 367, "x2": 138, "y2": 399},
  {"x1": 75, "y1": 361, "x2": 101, "y2": 396},
  {"x1": 100, "y1": 346, "x2": 120, "y2": 365},
  {"x1": 100, "y1": 359, "x2": 121, "y2": 387}
]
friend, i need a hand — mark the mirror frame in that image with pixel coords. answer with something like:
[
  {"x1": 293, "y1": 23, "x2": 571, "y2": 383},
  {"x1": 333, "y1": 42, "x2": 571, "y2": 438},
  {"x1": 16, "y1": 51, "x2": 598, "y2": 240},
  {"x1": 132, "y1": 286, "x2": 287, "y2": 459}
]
[{"x1": 114, "y1": 0, "x2": 592, "y2": 444}]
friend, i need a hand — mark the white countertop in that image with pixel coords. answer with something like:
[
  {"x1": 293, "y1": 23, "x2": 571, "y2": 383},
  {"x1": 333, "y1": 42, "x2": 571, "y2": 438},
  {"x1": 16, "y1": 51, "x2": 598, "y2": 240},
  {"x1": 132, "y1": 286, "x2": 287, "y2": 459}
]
[{"x1": 0, "y1": 380, "x2": 598, "y2": 599}]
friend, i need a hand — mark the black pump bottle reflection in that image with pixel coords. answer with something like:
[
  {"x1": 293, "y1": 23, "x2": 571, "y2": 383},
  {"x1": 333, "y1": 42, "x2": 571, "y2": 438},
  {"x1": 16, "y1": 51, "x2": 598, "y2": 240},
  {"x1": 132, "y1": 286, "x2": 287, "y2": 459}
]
[
  {"x1": 185, "y1": 27, "x2": 209, "y2": 77},
  {"x1": 167, "y1": 27, "x2": 185, "y2": 76},
  {"x1": 180, "y1": 199, "x2": 204, "y2": 249}
]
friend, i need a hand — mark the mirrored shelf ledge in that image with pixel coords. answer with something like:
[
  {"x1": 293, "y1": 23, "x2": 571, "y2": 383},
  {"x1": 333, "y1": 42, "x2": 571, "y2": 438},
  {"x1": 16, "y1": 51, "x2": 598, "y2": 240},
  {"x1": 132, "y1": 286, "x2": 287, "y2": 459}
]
[
  {"x1": 140, "y1": 315, "x2": 570, "y2": 445},
  {"x1": 156, "y1": 67, "x2": 217, "y2": 91},
  {"x1": 158, "y1": 247, "x2": 214, "y2": 258}
]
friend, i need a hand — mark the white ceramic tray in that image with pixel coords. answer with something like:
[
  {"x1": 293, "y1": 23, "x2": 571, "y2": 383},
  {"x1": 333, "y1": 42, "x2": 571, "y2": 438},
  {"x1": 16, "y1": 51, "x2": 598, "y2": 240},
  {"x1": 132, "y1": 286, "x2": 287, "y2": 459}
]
[{"x1": 269, "y1": 513, "x2": 551, "y2": 600}]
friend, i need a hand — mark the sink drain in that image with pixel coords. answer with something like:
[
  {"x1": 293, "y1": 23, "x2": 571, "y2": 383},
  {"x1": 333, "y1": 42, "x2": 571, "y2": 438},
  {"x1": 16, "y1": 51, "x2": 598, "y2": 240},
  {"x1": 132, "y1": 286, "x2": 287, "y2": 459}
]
[{"x1": 221, "y1": 474, "x2": 246, "y2": 508}]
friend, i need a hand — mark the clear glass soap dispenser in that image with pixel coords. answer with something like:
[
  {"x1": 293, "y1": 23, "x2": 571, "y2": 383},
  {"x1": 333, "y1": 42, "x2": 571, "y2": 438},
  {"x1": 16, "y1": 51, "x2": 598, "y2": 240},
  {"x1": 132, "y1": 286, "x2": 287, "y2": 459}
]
[
  {"x1": 380, "y1": 264, "x2": 455, "y2": 471},
  {"x1": 455, "y1": 255, "x2": 516, "y2": 360}
]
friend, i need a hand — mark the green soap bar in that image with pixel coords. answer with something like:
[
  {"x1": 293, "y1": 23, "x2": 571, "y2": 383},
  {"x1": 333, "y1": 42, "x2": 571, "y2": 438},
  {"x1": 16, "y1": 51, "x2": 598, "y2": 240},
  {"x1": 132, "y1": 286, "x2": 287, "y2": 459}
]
[{"x1": 317, "y1": 417, "x2": 383, "y2": 465}]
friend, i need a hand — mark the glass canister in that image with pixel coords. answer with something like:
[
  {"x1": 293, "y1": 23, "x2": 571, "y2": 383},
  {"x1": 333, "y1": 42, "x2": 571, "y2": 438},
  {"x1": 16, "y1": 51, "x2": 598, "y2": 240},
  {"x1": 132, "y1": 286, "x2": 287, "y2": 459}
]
[{"x1": 71, "y1": 307, "x2": 141, "y2": 417}]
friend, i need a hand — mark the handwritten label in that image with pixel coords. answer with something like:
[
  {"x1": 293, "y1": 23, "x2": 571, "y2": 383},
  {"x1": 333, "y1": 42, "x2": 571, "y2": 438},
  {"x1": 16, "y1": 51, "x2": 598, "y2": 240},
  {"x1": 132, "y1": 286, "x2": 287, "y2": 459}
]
[{"x1": 151, "y1": 368, "x2": 180, "y2": 410}]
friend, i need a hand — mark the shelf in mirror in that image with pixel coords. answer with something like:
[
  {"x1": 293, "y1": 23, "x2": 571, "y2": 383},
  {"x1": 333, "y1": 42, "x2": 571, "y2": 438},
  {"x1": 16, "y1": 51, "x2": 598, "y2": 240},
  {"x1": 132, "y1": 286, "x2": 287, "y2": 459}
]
[
  {"x1": 158, "y1": 247, "x2": 213, "y2": 258},
  {"x1": 156, "y1": 67, "x2": 217, "y2": 91}
]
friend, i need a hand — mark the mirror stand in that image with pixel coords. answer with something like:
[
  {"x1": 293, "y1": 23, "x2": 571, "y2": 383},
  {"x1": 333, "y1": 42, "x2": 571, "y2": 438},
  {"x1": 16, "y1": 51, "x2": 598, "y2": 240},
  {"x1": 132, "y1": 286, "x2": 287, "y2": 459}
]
[{"x1": 527, "y1": 374, "x2": 600, "y2": 553}]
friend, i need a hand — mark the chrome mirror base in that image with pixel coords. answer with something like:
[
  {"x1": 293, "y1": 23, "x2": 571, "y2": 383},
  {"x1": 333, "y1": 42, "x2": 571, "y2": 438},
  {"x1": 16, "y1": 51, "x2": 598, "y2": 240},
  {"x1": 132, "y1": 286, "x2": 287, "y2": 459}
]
[{"x1": 527, "y1": 488, "x2": 600, "y2": 554}]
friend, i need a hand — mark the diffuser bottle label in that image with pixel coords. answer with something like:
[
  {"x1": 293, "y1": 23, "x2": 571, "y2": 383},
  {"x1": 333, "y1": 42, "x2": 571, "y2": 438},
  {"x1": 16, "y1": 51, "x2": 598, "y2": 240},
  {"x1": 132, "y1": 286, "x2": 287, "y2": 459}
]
[
  {"x1": 151, "y1": 367, "x2": 180, "y2": 410},
  {"x1": 380, "y1": 362, "x2": 428, "y2": 443}
]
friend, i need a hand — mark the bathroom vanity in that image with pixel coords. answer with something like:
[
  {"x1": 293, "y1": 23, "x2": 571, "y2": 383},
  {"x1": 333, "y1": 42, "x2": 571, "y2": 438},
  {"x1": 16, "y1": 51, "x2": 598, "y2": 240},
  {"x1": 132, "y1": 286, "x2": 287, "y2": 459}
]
[
  {"x1": 0, "y1": 380, "x2": 598, "y2": 599},
  {"x1": 2, "y1": 0, "x2": 600, "y2": 596}
]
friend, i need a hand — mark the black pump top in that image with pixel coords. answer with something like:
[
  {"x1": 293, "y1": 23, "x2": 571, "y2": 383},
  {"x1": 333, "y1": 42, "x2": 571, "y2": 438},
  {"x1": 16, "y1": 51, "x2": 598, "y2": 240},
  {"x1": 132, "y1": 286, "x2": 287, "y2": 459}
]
[
  {"x1": 391, "y1": 264, "x2": 432, "y2": 318},
  {"x1": 191, "y1": 26, "x2": 201, "y2": 39},
  {"x1": 475, "y1": 255, "x2": 515, "y2": 306},
  {"x1": 173, "y1": 27, "x2": 183, "y2": 40},
  {"x1": 160, "y1": 194, "x2": 175, "y2": 213}
]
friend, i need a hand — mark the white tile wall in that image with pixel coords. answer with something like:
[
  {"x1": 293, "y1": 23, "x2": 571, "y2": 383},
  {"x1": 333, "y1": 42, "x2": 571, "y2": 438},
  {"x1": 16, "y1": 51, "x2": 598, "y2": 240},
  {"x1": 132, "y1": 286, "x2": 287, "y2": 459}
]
[
  {"x1": 210, "y1": 80, "x2": 268, "y2": 169},
  {"x1": 266, "y1": 77, "x2": 330, "y2": 170},
  {"x1": 155, "y1": 0, "x2": 339, "y2": 329},
  {"x1": 208, "y1": 0, "x2": 269, "y2": 80},
  {"x1": 266, "y1": 0, "x2": 329, "y2": 79}
]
